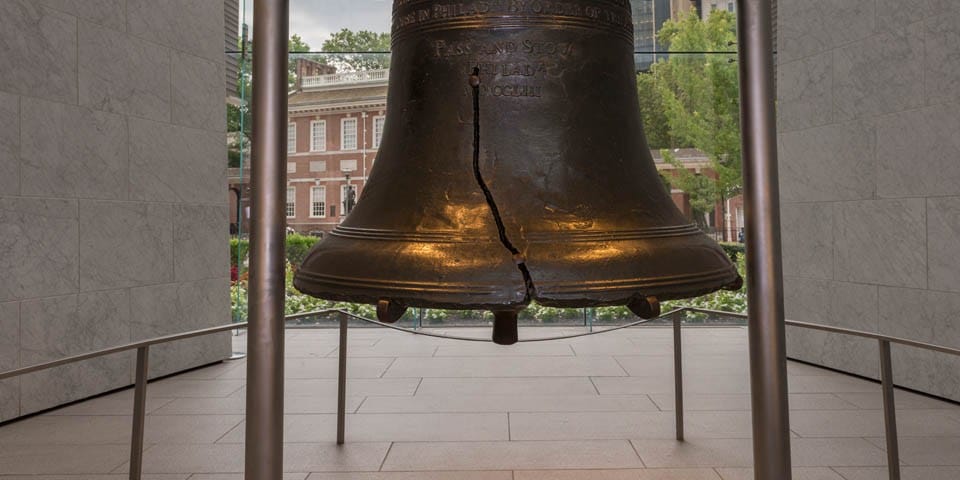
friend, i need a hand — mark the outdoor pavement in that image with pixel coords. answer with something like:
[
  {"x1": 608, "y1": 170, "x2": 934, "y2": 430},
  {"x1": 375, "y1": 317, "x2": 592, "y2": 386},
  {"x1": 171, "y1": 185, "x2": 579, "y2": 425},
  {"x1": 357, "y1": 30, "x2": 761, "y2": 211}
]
[{"x1": 0, "y1": 326, "x2": 959, "y2": 479}]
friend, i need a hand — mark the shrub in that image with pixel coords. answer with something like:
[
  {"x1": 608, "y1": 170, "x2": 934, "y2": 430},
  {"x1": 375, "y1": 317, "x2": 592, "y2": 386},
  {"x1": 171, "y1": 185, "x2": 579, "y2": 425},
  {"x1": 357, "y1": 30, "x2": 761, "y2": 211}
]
[
  {"x1": 719, "y1": 241, "x2": 745, "y2": 262},
  {"x1": 229, "y1": 234, "x2": 321, "y2": 269}
]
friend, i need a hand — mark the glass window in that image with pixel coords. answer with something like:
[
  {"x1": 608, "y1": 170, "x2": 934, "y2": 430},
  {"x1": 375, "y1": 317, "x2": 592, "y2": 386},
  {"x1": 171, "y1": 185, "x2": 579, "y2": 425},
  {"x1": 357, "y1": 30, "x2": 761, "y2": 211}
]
[
  {"x1": 309, "y1": 160, "x2": 326, "y2": 172},
  {"x1": 341, "y1": 118, "x2": 358, "y2": 150},
  {"x1": 310, "y1": 186, "x2": 326, "y2": 218},
  {"x1": 287, "y1": 123, "x2": 296, "y2": 153},
  {"x1": 310, "y1": 120, "x2": 326, "y2": 152},
  {"x1": 373, "y1": 116, "x2": 385, "y2": 149},
  {"x1": 286, "y1": 186, "x2": 296, "y2": 218},
  {"x1": 727, "y1": 2, "x2": 734, "y2": 12}
]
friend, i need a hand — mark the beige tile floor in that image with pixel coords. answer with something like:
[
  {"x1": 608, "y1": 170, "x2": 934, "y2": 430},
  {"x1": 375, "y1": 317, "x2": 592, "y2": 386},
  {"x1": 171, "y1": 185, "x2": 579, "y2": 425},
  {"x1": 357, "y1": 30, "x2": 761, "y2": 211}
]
[{"x1": 1, "y1": 326, "x2": 959, "y2": 479}]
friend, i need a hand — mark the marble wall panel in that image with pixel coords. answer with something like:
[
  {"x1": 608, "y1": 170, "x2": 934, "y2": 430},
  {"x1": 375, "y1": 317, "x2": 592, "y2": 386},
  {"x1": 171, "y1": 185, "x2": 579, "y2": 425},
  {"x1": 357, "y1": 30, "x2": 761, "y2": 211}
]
[
  {"x1": 834, "y1": 199, "x2": 926, "y2": 289},
  {"x1": 778, "y1": 120, "x2": 875, "y2": 203},
  {"x1": 0, "y1": 301, "x2": 20, "y2": 421},
  {"x1": 781, "y1": 203, "x2": 834, "y2": 280},
  {"x1": 174, "y1": 204, "x2": 229, "y2": 282},
  {"x1": 129, "y1": 118, "x2": 227, "y2": 205},
  {"x1": 0, "y1": 1, "x2": 77, "y2": 103},
  {"x1": 877, "y1": 103, "x2": 960, "y2": 198},
  {"x1": 924, "y1": 12, "x2": 960, "y2": 106},
  {"x1": 0, "y1": 92, "x2": 18, "y2": 196},
  {"x1": 777, "y1": 51, "x2": 833, "y2": 132},
  {"x1": 18, "y1": 292, "x2": 131, "y2": 414},
  {"x1": 0, "y1": 198, "x2": 79, "y2": 302},
  {"x1": 37, "y1": 0, "x2": 125, "y2": 30},
  {"x1": 834, "y1": 24, "x2": 925, "y2": 121},
  {"x1": 927, "y1": 197, "x2": 960, "y2": 293},
  {"x1": 20, "y1": 97, "x2": 128, "y2": 199},
  {"x1": 879, "y1": 286, "x2": 960, "y2": 350},
  {"x1": 79, "y1": 200, "x2": 173, "y2": 291},
  {"x1": 777, "y1": 0, "x2": 875, "y2": 63},
  {"x1": 891, "y1": 346, "x2": 960, "y2": 401},
  {"x1": 78, "y1": 21, "x2": 171, "y2": 121},
  {"x1": 126, "y1": 0, "x2": 224, "y2": 62},
  {"x1": 172, "y1": 52, "x2": 227, "y2": 132},
  {"x1": 129, "y1": 279, "x2": 230, "y2": 378}
]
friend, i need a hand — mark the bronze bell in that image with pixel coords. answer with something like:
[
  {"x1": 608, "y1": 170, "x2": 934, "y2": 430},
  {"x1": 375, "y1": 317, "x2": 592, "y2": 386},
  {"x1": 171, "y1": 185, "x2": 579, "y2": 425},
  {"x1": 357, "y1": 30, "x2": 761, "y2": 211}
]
[{"x1": 294, "y1": 0, "x2": 742, "y2": 345}]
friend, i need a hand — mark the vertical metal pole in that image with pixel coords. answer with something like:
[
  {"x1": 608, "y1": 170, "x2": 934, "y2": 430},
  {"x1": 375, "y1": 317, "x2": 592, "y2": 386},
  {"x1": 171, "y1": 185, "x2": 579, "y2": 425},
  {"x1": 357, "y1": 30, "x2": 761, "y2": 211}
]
[
  {"x1": 736, "y1": 1, "x2": 793, "y2": 479},
  {"x1": 337, "y1": 315, "x2": 348, "y2": 444},
  {"x1": 672, "y1": 312, "x2": 684, "y2": 441},
  {"x1": 129, "y1": 346, "x2": 149, "y2": 480},
  {"x1": 879, "y1": 340, "x2": 901, "y2": 480},
  {"x1": 245, "y1": 0, "x2": 289, "y2": 478}
]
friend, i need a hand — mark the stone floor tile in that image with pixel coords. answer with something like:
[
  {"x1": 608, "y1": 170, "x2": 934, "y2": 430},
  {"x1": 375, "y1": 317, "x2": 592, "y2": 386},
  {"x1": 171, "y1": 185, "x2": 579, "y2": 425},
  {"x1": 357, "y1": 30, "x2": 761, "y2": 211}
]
[
  {"x1": 220, "y1": 358, "x2": 396, "y2": 379},
  {"x1": 615, "y1": 355, "x2": 749, "y2": 377},
  {"x1": 790, "y1": 410, "x2": 960, "y2": 437},
  {"x1": 146, "y1": 379, "x2": 245, "y2": 398},
  {"x1": 382, "y1": 440, "x2": 644, "y2": 471},
  {"x1": 593, "y1": 376, "x2": 750, "y2": 395},
  {"x1": 384, "y1": 356, "x2": 627, "y2": 378},
  {"x1": 190, "y1": 475, "x2": 307, "y2": 480},
  {"x1": 865, "y1": 436, "x2": 960, "y2": 465},
  {"x1": 138, "y1": 443, "x2": 390, "y2": 473},
  {"x1": 433, "y1": 342, "x2": 574, "y2": 357},
  {"x1": 791, "y1": 438, "x2": 889, "y2": 467},
  {"x1": 283, "y1": 443, "x2": 392, "y2": 472},
  {"x1": 0, "y1": 414, "x2": 242, "y2": 445},
  {"x1": 305, "y1": 472, "x2": 513, "y2": 480},
  {"x1": 0, "y1": 445, "x2": 129, "y2": 474},
  {"x1": 649, "y1": 394, "x2": 857, "y2": 412},
  {"x1": 48, "y1": 390, "x2": 176, "y2": 416},
  {"x1": 789, "y1": 375, "x2": 880, "y2": 394},
  {"x1": 415, "y1": 377, "x2": 598, "y2": 396},
  {"x1": 326, "y1": 343, "x2": 438, "y2": 357},
  {"x1": 834, "y1": 391, "x2": 960, "y2": 410},
  {"x1": 630, "y1": 439, "x2": 754, "y2": 467},
  {"x1": 514, "y1": 468, "x2": 722, "y2": 479},
  {"x1": 716, "y1": 467, "x2": 845, "y2": 479},
  {"x1": 0, "y1": 476, "x2": 187, "y2": 480},
  {"x1": 151, "y1": 395, "x2": 365, "y2": 415},
  {"x1": 832, "y1": 466, "x2": 960, "y2": 479},
  {"x1": 358, "y1": 394, "x2": 658, "y2": 413},
  {"x1": 217, "y1": 413, "x2": 509, "y2": 443},
  {"x1": 257, "y1": 378, "x2": 420, "y2": 397}
]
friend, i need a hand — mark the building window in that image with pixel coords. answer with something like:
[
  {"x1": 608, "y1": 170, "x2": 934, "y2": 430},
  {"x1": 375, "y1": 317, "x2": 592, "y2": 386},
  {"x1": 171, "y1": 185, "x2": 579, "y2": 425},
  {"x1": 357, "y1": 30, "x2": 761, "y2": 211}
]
[
  {"x1": 727, "y1": 2, "x2": 734, "y2": 12},
  {"x1": 287, "y1": 123, "x2": 296, "y2": 153},
  {"x1": 340, "y1": 159, "x2": 357, "y2": 172},
  {"x1": 310, "y1": 186, "x2": 326, "y2": 218},
  {"x1": 309, "y1": 160, "x2": 326, "y2": 172},
  {"x1": 373, "y1": 116, "x2": 385, "y2": 149},
  {"x1": 286, "y1": 186, "x2": 296, "y2": 218},
  {"x1": 310, "y1": 120, "x2": 326, "y2": 152},
  {"x1": 287, "y1": 162, "x2": 296, "y2": 174},
  {"x1": 341, "y1": 184, "x2": 357, "y2": 216},
  {"x1": 341, "y1": 118, "x2": 357, "y2": 150}
]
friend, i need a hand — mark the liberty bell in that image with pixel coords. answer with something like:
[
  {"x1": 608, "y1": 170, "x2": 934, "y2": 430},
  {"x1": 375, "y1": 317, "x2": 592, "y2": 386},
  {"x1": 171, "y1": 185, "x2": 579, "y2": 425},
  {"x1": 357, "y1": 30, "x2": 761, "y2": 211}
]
[{"x1": 295, "y1": 0, "x2": 742, "y2": 344}]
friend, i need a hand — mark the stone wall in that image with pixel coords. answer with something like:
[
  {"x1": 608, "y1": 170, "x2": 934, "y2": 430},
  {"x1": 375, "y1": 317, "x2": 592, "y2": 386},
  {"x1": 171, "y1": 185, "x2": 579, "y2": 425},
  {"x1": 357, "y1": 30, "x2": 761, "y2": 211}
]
[
  {"x1": 0, "y1": 0, "x2": 230, "y2": 421},
  {"x1": 778, "y1": 1, "x2": 960, "y2": 401}
]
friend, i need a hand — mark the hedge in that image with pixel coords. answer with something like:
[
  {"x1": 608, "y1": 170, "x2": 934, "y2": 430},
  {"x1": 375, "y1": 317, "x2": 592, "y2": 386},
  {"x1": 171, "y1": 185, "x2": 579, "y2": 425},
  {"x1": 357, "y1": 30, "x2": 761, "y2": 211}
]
[
  {"x1": 230, "y1": 234, "x2": 321, "y2": 268},
  {"x1": 719, "y1": 241, "x2": 745, "y2": 262}
]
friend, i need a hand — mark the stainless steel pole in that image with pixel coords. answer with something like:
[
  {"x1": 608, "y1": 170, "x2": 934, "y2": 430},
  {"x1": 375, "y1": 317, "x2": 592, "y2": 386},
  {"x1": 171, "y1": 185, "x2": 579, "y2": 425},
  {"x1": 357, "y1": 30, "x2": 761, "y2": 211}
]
[
  {"x1": 337, "y1": 315, "x2": 348, "y2": 445},
  {"x1": 736, "y1": 1, "x2": 793, "y2": 479},
  {"x1": 672, "y1": 312, "x2": 684, "y2": 441},
  {"x1": 879, "y1": 340, "x2": 901, "y2": 480},
  {"x1": 245, "y1": 0, "x2": 289, "y2": 477},
  {"x1": 129, "y1": 346, "x2": 149, "y2": 480}
]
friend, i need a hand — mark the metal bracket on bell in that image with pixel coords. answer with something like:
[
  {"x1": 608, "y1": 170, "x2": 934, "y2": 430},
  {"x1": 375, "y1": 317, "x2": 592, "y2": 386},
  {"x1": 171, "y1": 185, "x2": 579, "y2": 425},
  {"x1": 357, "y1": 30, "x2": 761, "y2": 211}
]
[
  {"x1": 376, "y1": 299, "x2": 408, "y2": 324},
  {"x1": 628, "y1": 296, "x2": 661, "y2": 319}
]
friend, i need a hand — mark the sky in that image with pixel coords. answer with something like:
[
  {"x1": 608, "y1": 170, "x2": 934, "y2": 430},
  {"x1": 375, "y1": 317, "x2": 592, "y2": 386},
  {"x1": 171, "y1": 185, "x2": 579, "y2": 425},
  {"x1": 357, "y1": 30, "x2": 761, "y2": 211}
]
[{"x1": 242, "y1": 0, "x2": 392, "y2": 50}]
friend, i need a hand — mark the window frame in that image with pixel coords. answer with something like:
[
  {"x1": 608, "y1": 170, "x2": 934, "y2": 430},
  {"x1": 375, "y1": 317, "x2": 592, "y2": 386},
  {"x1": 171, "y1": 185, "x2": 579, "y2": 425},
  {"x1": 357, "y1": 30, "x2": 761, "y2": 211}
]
[
  {"x1": 373, "y1": 115, "x2": 386, "y2": 149},
  {"x1": 310, "y1": 185, "x2": 326, "y2": 218},
  {"x1": 341, "y1": 117, "x2": 358, "y2": 151},
  {"x1": 286, "y1": 186, "x2": 296, "y2": 218},
  {"x1": 287, "y1": 122, "x2": 296, "y2": 153},
  {"x1": 310, "y1": 120, "x2": 326, "y2": 152}
]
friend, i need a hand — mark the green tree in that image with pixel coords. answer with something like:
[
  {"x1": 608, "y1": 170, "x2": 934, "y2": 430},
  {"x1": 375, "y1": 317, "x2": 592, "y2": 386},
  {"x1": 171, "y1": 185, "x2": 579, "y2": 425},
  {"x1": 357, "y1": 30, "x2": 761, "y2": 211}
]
[
  {"x1": 638, "y1": 10, "x2": 742, "y2": 234},
  {"x1": 321, "y1": 28, "x2": 390, "y2": 71}
]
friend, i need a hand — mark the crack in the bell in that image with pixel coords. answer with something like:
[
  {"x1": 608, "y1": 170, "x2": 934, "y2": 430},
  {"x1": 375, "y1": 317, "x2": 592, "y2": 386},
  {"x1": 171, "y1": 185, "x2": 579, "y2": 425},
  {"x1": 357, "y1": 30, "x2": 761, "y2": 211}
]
[{"x1": 470, "y1": 67, "x2": 536, "y2": 302}]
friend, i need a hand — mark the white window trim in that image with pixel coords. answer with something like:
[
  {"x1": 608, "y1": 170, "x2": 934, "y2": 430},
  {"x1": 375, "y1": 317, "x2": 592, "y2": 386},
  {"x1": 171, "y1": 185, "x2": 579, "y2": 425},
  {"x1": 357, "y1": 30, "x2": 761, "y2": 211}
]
[
  {"x1": 372, "y1": 115, "x2": 386, "y2": 149},
  {"x1": 286, "y1": 186, "x2": 296, "y2": 218},
  {"x1": 310, "y1": 186, "x2": 326, "y2": 218},
  {"x1": 310, "y1": 120, "x2": 326, "y2": 152},
  {"x1": 341, "y1": 118, "x2": 358, "y2": 151},
  {"x1": 287, "y1": 123, "x2": 296, "y2": 153}
]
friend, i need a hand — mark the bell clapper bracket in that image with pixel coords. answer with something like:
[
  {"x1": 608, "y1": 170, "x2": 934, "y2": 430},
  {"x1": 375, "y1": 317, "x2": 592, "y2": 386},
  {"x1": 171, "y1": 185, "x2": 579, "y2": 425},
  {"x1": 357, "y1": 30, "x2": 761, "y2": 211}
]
[
  {"x1": 628, "y1": 296, "x2": 661, "y2": 319},
  {"x1": 376, "y1": 299, "x2": 408, "y2": 324}
]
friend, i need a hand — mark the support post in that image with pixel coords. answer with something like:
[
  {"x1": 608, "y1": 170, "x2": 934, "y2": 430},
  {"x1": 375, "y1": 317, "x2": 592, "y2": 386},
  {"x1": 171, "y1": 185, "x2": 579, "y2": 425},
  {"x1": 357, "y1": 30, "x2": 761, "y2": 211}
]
[
  {"x1": 736, "y1": 1, "x2": 793, "y2": 478},
  {"x1": 672, "y1": 311, "x2": 684, "y2": 441},
  {"x1": 337, "y1": 315, "x2": 348, "y2": 444},
  {"x1": 244, "y1": 0, "x2": 289, "y2": 477},
  {"x1": 879, "y1": 340, "x2": 901, "y2": 480},
  {"x1": 129, "y1": 346, "x2": 149, "y2": 480}
]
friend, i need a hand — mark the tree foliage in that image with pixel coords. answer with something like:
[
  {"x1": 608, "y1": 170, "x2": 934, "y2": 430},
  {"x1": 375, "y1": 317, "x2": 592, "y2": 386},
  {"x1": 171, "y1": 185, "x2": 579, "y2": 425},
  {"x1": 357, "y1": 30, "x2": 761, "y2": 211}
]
[
  {"x1": 636, "y1": 10, "x2": 742, "y2": 226},
  {"x1": 321, "y1": 29, "x2": 391, "y2": 72}
]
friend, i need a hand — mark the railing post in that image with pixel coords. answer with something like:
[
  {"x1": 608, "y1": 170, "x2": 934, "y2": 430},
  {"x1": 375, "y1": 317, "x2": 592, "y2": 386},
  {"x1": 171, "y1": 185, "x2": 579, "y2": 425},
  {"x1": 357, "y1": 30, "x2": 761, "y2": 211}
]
[
  {"x1": 129, "y1": 346, "x2": 149, "y2": 480},
  {"x1": 879, "y1": 339, "x2": 901, "y2": 480},
  {"x1": 673, "y1": 310, "x2": 684, "y2": 441},
  {"x1": 337, "y1": 315, "x2": 348, "y2": 444}
]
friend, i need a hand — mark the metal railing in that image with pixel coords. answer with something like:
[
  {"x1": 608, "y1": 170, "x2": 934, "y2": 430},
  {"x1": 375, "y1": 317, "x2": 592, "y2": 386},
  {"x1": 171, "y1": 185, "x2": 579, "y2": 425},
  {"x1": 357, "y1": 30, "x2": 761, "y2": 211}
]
[{"x1": 0, "y1": 307, "x2": 957, "y2": 480}]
